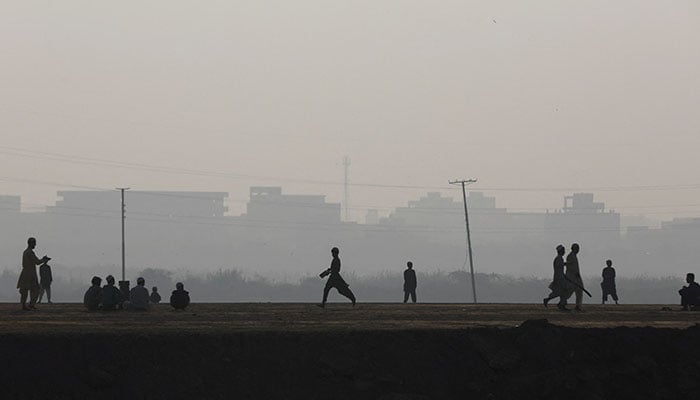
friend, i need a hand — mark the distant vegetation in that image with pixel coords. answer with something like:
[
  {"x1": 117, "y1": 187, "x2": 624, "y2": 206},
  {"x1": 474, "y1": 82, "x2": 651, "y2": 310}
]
[{"x1": 0, "y1": 267, "x2": 685, "y2": 304}]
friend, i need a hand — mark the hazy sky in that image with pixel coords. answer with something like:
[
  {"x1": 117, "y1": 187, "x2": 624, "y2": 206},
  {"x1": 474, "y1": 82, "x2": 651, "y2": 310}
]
[{"x1": 1, "y1": 1, "x2": 699, "y2": 220}]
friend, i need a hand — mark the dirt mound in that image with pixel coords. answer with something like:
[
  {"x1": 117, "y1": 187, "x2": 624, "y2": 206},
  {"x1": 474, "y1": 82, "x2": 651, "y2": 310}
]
[{"x1": 1, "y1": 320, "x2": 698, "y2": 400}]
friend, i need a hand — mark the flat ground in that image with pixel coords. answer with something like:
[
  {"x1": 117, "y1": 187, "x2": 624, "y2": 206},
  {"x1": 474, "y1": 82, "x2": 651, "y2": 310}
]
[
  {"x1": 0, "y1": 302, "x2": 697, "y2": 334},
  {"x1": 2, "y1": 303, "x2": 699, "y2": 399}
]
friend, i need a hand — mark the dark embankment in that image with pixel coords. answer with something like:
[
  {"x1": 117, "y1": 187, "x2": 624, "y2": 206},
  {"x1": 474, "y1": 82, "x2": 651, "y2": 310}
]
[{"x1": 1, "y1": 320, "x2": 698, "y2": 400}]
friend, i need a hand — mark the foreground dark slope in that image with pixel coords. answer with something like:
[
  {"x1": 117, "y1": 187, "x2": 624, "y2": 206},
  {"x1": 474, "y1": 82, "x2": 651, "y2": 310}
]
[{"x1": 0, "y1": 304, "x2": 698, "y2": 399}]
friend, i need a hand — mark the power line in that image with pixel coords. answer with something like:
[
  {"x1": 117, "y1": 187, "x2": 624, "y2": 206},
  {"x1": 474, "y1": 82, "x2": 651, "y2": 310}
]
[
  {"x1": 5, "y1": 200, "x2": 700, "y2": 235},
  {"x1": 0, "y1": 175, "x2": 113, "y2": 191},
  {"x1": 0, "y1": 198, "x2": 622, "y2": 233},
  {"x1": 476, "y1": 184, "x2": 700, "y2": 192},
  {"x1": 3, "y1": 186, "x2": 700, "y2": 224},
  {"x1": 6, "y1": 195, "x2": 700, "y2": 217},
  {"x1": 0, "y1": 146, "x2": 454, "y2": 191},
  {"x1": 343, "y1": 156, "x2": 350, "y2": 221},
  {"x1": 6, "y1": 173, "x2": 700, "y2": 218},
  {"x1": 6, "y1": 144, "x2": 700, "y2": 193}
]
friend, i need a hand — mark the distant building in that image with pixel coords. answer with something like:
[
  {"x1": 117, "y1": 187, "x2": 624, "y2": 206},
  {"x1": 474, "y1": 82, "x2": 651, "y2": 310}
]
[
  {"x1": 621, "y1": 214, "x2": 659, "y2": 232},
  {"x1": 380, "y1": 192, "x2": 463, "y2": 228},
  {"x1": 661, "y1": 217, "x2": 700, "y2": 230},
  {"x1": 381, "y1": 191, "x2": 523, "y2": 229},
  {"x1": 467, "y1": 192, "x2": 503, "y2": 212},
  {"x1": 379, "y1": 191, "x2": 620, "y2": 244},
  {"x1": 0, "y1": 195, "x2": 21, "y2": 212},
  {"x1": 364, "y1": 209, "x2": 380, "y2": 225},
  {"x1": 48, "y1": 191, "x2": 228, "y2": 219},
  {"x1": 563, "y1": 193, "x2": 605, "y2": 213},
  {"x1": 544, "y1": 193, "x2": 620, "y2": 243},
  {"x1": 242, "y1": 186, "x2": 341, "y2": 224}
]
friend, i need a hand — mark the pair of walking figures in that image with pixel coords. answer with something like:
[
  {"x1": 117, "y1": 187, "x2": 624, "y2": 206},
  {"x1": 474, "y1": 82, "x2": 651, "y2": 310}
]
[{"x1": 543, "y1": 243, "x2": 587, "y2": 312}]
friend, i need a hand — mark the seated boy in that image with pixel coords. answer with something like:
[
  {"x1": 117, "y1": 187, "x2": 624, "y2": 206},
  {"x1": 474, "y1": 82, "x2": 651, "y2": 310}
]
[
  {"x1": 150, "y1": 286, "x2": 161, "y2": 304},
  {"x1": 170, "y1": 282, "x2": 190, "y2": 310}
]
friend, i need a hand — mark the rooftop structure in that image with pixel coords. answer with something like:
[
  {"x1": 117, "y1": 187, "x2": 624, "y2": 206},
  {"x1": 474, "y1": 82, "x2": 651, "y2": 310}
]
[
  {"x1": 243, "y1": 186, "x2": 341, "y2": 224},
  {"x1": 0, "y1": 195, "x2": 21, "y2": 212},
  {"x1": 563, "y1": 193, "x2": 606, "y2": 214},
  {"x1": 49, "y1": 191, "x2": 228, "y2": 218}
]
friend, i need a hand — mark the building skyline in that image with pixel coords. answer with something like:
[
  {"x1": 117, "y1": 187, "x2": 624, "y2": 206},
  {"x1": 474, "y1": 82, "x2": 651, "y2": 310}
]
[
  {"x1": 0, "y1": 187, "x2": 667, "y2": 227},
  {"x1": 0, "y1": 185, "x2": 698, "y2": 278}
]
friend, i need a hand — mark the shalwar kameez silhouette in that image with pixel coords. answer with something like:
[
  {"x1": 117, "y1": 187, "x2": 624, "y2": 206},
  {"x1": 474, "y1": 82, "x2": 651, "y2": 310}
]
[
  {"x1": 565, "y1": 243, "x2": 585, "y2": 312},
  {"x1": 17, "y1": 237, "x2": 50, "y2": 310},
  {"x1": 543, "y1": 245, "x2": 569, "y2": 311},
  {"x1": 403, "y1": 261, "x2": 417, "y2": 303},
  {"x1": 601, "y1": 260, "x2": 619, "y2": 304},
  {"x1": 319, "y1": 247, "x2": 356, "y2": 307}
]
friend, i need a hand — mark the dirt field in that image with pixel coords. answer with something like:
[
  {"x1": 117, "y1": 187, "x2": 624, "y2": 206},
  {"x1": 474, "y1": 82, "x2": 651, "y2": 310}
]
[
  {"x1": 1, "y1": 303, "x2": 698, "y2": 400},
  {"x1": 0, "y1": 302, "x2": 698, "y2": 333}
]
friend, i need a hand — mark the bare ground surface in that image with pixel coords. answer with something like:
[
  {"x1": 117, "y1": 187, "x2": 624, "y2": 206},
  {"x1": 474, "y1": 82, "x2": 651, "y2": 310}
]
[
  {"x1": 0, "y1": 302, "x2": 697, "y2": 334},
  {"x1": 1, "y1": 303, "x2": 699, "y2": 399}
]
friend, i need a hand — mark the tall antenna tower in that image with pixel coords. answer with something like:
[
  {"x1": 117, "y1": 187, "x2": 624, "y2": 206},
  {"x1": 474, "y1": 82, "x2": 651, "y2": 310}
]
[{"x1": 342, "y1": 156, "x2": 350, "y2": 221}]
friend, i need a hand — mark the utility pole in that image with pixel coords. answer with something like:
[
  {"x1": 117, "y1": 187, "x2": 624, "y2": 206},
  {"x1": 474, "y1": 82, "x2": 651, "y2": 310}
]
[
  {"x1": 449, "y1": 179, "x2": 478, "y2": 303},
  {"x1": 342, "y1": 156, "x2": 350, "y2": 221},
  {"x1": 116, "y1": 187, "x2": 130, "y2": 282}
]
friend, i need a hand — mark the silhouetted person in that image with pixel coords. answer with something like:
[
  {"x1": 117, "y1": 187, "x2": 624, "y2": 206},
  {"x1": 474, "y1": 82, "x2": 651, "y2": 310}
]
[
  {"x1": 118, "y1": 281, "x2": 131, "y2": 306},
  {"x1": 403, "y1": 261, "x2": 417, "y2": 303},
  {"x1": 124, "y1": 277, "x2": 149, "y2": 311},
  {"x1": 37, "y1": 261, "x2": 53, "y2": 304},
  {"x1": 565, "y1": 243, "x2": 585, "y2": 312},
  {"x1": 83, "y1": 276, "x2": 102, "y2": 311},
  {"x1": 544, "y1": 244, "x2": 569, "y2": 311},
  {"x1": 170, "y1": 282, "x2": 190, "y2": 310},
  {"x1": 150, "y1": 286, "x2": 161, "y2": 304},
  {"x1": 17, "y1": 237, "x2": 50, "y2": 311},
  {"x1": 101, "y1": 275, "x2": 123, "y2": 310},
  {"x1": 679, "y1": 273, "x2": 700, "y2": 311},
  {"x1": 601, "y1": 259, "x2": 619, "y2": 305},
  {"x1": 318, "y1": 247, "x2": 356, "y2": 307}
]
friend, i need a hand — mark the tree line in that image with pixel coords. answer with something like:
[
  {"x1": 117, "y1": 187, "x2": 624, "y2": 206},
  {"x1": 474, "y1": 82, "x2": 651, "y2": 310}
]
[{"x1": 0, "y1": 267, "x2": 685, "y2": 304}]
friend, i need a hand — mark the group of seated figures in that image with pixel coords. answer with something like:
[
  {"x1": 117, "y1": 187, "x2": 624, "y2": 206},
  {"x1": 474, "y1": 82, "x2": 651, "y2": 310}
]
[{"x1": 84, "y1": 275, "x2": 190, "y2": 311}]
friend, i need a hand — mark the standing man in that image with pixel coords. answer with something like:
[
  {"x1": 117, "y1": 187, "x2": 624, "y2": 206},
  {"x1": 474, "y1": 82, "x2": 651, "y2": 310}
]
[
  {"x1": 403, "y1": 261, "x2": 417, "y2": 303},
  {"x1": 601, "y1": 259, "x2": 619, "y2": 305},
  {"x1": 543, "y1": 244, "x2": 569, "y2": 311},
  {"x1": 17, "y1": 237, "x2": 50, "y2": 311},
  {"x1": 318, "y1": 247, "x2": 356, "y2": 308},
  {"x1": 37, "y1": 261, "x2": 53, "y2": 304},
  {"x1": 565, "y1": 243, "x2": 585, "y2": 312}
]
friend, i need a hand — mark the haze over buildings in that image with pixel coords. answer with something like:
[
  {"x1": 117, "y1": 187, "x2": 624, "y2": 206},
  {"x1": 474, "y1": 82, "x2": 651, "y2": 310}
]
[
  {"x1": 1, "y1": 188, "x2": 698, "y2": 282},
  {"x1": 1, "y1": 1, "x2": 699, "y2": 218},
  {"x1": 1, "y1": 2, "x2": 699, "y2": 285}
]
